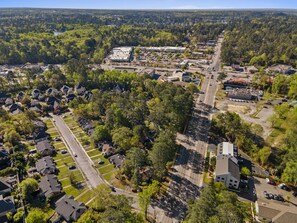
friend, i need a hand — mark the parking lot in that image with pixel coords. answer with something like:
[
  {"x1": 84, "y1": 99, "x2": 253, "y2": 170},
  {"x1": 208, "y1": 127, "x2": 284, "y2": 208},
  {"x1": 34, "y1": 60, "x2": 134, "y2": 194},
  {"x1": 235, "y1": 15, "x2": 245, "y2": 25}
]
[{"x1": 254, "y1": 177, "x2": 297, "y2": 221}]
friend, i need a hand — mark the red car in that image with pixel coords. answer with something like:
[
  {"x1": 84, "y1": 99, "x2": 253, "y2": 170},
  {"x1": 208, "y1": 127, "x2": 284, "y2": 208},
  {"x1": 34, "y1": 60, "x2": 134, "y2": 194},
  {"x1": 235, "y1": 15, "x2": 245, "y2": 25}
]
[{"x1": 266, "y1": 178, "x2": 276, "y2": 185}]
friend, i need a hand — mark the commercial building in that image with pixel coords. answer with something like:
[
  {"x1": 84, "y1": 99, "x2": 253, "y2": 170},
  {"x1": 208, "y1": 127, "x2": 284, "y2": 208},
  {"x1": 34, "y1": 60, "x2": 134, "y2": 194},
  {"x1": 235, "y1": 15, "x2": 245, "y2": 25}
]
[
  {"x1": 109, "y1": 47, "x2": 133, "y2": 62},
  {"x1": 217, "y1": 142, "x2": 235, "y2": 157},
  {"x1": 215, "y1": 155, "x2": 240, "y2": 189}
]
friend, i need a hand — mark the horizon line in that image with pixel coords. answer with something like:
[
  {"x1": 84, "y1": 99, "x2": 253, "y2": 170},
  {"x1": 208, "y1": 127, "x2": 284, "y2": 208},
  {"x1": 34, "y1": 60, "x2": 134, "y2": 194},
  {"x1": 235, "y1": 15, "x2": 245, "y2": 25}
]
[{"x1": 0, "y1": 7, "x2": 296, "y2": 11}]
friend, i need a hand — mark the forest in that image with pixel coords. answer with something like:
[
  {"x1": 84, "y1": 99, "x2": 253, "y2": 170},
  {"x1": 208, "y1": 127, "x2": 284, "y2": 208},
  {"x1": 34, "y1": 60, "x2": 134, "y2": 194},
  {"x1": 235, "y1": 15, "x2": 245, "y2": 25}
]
[{"x1": 221, "y1": 16, "x2": 297, "y2": 67}]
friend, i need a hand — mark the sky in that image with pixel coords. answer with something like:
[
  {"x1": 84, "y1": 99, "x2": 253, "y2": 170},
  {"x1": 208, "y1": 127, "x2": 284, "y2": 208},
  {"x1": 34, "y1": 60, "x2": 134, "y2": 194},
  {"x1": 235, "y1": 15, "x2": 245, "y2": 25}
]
[{"x1": 0, "y1": 0, "x2": 296, "y2": 9}]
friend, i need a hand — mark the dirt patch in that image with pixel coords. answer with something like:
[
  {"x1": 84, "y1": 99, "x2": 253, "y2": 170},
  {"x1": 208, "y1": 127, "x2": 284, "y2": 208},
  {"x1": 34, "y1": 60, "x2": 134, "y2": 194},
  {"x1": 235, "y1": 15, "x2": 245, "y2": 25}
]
[{"x1": 227, "y1": 104, "x2": 250, "y2": 114}]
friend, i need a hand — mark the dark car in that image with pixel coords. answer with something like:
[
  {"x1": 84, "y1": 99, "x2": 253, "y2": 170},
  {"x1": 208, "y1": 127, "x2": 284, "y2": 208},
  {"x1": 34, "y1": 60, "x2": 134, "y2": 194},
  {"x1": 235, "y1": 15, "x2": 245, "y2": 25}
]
[
  {"x1": 273, "y1": 194, "x2": 284, "y2": 202},
  {"x1": 98, "y1": 159, "x2": 104, "y2": 165},
  {"x1": 292, "y1": 191, "x2": 297, "y2": 197},
  {"x1": 110, "y1": 186, "x2": 116, "y2": 192},
  {"x1": 68, "y1": 165, "x2": 76, "y2": 170},
  {"x1": 278, "y1": 183, "x2": 291, "y2": 191},
  {"x1": 54, "y1": 137, "x2": 61, "y2": 141},
  {"x1": 61, "y1": 150, "x2": 67, "y2": 154}
]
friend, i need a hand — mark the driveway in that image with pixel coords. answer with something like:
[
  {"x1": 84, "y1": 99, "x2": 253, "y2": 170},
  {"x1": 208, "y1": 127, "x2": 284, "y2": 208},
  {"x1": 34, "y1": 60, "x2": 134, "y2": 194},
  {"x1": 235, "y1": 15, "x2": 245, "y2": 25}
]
[{"x1": 52, "y1": 115, "x2": 103, "y2": 188}]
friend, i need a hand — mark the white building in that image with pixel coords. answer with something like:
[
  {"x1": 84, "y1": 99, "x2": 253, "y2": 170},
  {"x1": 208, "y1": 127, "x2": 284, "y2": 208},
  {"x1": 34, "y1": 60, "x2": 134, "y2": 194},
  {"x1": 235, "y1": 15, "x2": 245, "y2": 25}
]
[
  {"x1": 215, "y1": 155, "x2": 240, "y2": 189},
  {"x1": 109, "y1": 47, "x2": 133, "y2": 62},
  {"x1": 217, "y1": 142, "x2": 234, "y2": 157}
]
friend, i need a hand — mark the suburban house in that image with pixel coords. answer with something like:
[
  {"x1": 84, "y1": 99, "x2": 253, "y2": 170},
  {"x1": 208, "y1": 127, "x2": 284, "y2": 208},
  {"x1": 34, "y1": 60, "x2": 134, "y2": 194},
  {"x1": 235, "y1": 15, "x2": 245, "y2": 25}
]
[
  {"x1": 32, "y1": 130, "x2": 48, "y2": 143},
  {"x1": 215, "y1": 155, "x2": 240, "y2": 189},
  {"x1": 17, "y1": 91, "x2": 25, "y2": 101},
  {"x1": 60, "y1": 85, "x2": 71, "y2": 95},
  {"x1": 0, "y1": 179, "x2": 12, "y2": 195},
  {"x1": 246, "y1": 65, "x2": 259, "y2": 74},
  {"x1": 46, "y1": 88, "x2": 59, "y2": 97},
  {"x1": 39, "y1": 174, "x2": 62, "y2": 198},
  {"x1": 31, "y1": 89, "x2": 41, "y2": 99},
  {"x1": 74, "y1": 83, "x2": 86, "y2": 95},
  {"x1": 36, "y1": 156, "x2": 56, "y2": 175},
  {"x1": 0, "y1": 195, "x2": 15, "y2": 218},
  {"x1": 217, "y1": 142, "x2": 236, "y2": 157},
  {"x1": 0, "y1": 92, "x2": 8, "y2": 104},
  {"x1": 0, "y1": 148, "x2": 10, "y2": 170},
  {"x1": 55, "y1": 195, "x2": 87, "y2": 222},
  {"x1": 265, "y1": 64, "x2": 294, "y2": 75},
  {"x1": 172, "y1": 71, "x2": 191, "y2": 82},
  {"x1": 139, "y1": 166, "x2": 154, "y2": 182},
  {"x1": 102, "y1": 144, "x2": 116, "y2": 157},
  {"x1": 109, "y1": 154, "x2": 125, "y2": 168},
  {"x1": 36, "y1": 140, "x2": 54, "y2": 156}
]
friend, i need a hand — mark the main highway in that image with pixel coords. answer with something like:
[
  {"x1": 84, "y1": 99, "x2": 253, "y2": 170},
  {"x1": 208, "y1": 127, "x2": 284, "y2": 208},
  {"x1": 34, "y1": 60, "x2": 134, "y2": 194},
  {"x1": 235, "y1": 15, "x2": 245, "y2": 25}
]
[{"x1": 154, "y1": 37, "x2": 223, "y2": 223}]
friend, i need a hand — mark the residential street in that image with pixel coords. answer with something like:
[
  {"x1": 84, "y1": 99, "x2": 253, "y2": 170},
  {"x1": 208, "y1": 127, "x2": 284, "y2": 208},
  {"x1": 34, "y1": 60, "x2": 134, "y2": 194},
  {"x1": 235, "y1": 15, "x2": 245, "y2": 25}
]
[
  {"x1": 154, "y1": 37, "x2": 223, "y2": 223},
  {"x1": 52, "y1": 115, "x2": 103, "y2": 188}
]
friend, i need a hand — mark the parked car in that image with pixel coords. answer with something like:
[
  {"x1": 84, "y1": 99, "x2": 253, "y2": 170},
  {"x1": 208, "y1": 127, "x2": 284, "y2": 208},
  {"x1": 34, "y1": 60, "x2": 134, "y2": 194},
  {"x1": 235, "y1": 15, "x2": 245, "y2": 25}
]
[
  {"x1": 61, "y1": 150, "x2": 67, "y2": 154},
  {"x1": 73, "y1": 153, "x2": 77, "y2": 157},
  {"x1": 264, "y1": 191, "x2": 274, "y2": 199},
  {"x1": 110, "y1": 186, "x2": 116, "y2": 192},
  {"x1": 98, "y1": 159, "x2": 104, "y2": 165},
  {"x1": 292, "y1": 191, "x2": 297, "y2": 197},
  {"x1": 68, "y1": 165, "x2": 76, "y2": 170},
  {"x1": 278, "y1": 183, "x2": 291, "y2": 191},
  {"x1": 54, "y1": 137, "x2": 61, "y2": 141},
  {"x1": 266, "y1": 178, "x2": 276, "y2": 185},
  {"x1": 273, "y1": 194, "x2": 284, "y2": 202}
]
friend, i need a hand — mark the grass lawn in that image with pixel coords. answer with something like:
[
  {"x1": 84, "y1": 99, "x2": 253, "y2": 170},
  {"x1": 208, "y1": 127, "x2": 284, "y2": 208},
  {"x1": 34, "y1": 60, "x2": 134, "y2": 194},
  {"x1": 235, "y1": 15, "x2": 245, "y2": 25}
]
[
  {"x1": 87, "y1": 149, "x2": 101, "y2": 158},
  {"x1": 111, "y1": 179, "x2": 127, "y2": 189},
  {"x1": 59, "y1": 170, "x2": 84, "y2": 186},
  {"x1": 55, "y1": 156, "x2": 75, "y2": 166},
  {"x1": 98, "y1": 164, "x2": 115, "y2": 174},
  {"x1": 76, "y1": 189, "x2": 96, "y2": 204},
  {"x1": 57, "y1": 166, "x2": 72, "y2": 179},
  {"x1": 45, "y1": 119, "x2": 54, "y2": 128},
  {"x1": 53, "y1": 152, "x2": 70, "y2": 160},
  {"x1": 54, "y1": 142, "x2": 66, "y2": 149},
  {"x1": 64, "y1": 185, "x2": 87, "y2": 198},
  {"x1": 103, "y1": 170, "x2": 116, "y2": 181}
]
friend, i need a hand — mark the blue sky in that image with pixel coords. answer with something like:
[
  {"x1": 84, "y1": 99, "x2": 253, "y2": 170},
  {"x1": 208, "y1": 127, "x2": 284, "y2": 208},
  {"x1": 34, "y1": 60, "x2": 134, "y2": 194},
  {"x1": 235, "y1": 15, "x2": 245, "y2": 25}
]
[{"x1": 0, "y1": 0, "x2": 296, "y2": 9}]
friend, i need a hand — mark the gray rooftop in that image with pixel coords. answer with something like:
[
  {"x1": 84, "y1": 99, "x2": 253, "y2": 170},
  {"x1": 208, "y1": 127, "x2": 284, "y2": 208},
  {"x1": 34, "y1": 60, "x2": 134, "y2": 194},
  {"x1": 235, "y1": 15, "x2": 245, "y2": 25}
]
[
  {"x1": 55, "y1": 195, "x2": 86, "y2": 222},
  {"x1": 39, "y1": 174, "x2": 61, "y2": 198},
  {"x1": 36, "y1": 140, "x2": 53, "y2": 155},
  {"x1": 36, "y1": 156, "x2": 56, "y2": 174},
  {"x1": 215, "y1": 155, "x2": 240, "y2": 180}
]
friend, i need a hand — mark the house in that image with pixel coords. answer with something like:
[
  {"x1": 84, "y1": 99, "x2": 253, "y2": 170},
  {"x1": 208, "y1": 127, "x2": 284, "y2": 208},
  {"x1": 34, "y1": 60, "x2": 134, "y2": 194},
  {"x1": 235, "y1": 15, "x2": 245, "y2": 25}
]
[
  {"x1": 39, "y1": 174, "x2": 62, "y2": 198},
  {"x1": 33, "y1": 130, "x2": 48, "y2": 143},
  {"x1": 172, "y1": 71, "x2": 191, "y2": 82},
  {"x1": 102, "y1": 144, "x2": 116, "y2": 157},
  {"x1": 60, "y1": 85, "x2": 71, "y2": 95},
  {"x1": 246, "y1": 66, "x2": 259, "y2": 74},
  {"x1": 231, "y1": 64, "x2": 244, "y2": 72},
  {"x1": 17, "y1": 91, "x2": 25, "y2": 101},
  {"x1": 74, "y1": 83, "x2": 86, "y2": 95},
  {"x1": 109, "y1": 154, "x2": 125, "y2": 168},
  {"x1": 31, "y1": 89, "x2": 41, "y2": 99},
  {"x1": 4, "y1": 98, "x2": 13, "y2": 107},
  {"x1": 215, "y1": 155, "x2": 240, "y2": 189},
  {"x1": 139, "y1": 166, "x2": 154, "y2": 182},
  {"x1": 0, "y1": 92, "x2": 8, "y2": 104},
  {"x1": 0, "y1": 148, "x2": 10, "y2": 170},
  {"x1": 36, "y1": 156, "x2": 56, "y2": 175},
  {"x1": 217, "y1": 142, "x2": 235, "y2": 157},
  {"x1": 223, "y1": 78, "x2": 250, "y2": 89},
  {"x1": 265, "y1": 64, "x2": 294, "y2": 75},
  {"x1": 46, "y1": 88, "x2": 59, "y2": 97},
  {"x1": 83, "y1": 91, "x2": 93, "y2": 101},
  {"x1": 0, "y1": 179, "x2": 12, "y2": 195},
  {"x1": 0, "y1": 195, "x2": 15, "y2": 218},
  {"x1": 36, "y1": 140, "x2": 54, "y2": 156},
  {"x1": 55, "y1": 195, "x2": 86, "y2": 222},
  {"x1": 8, "y1": 103, "x2": 22, "y2": 114},
  {"x1": 66, "y1": 93, "x2": 76, "y2": 103}
]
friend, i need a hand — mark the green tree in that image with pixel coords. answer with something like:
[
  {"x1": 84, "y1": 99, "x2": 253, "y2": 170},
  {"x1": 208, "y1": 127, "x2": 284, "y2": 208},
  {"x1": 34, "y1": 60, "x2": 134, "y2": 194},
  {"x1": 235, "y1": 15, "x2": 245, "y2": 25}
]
[
  {"x1": 26, "y1": 209, "x2": 46, "y2": 223},
  {"x1": 150, "y1": 131, "x2": 177, "y2": 180},
  {"x1": 257, "y1": 146, "x2": 272, "y2": 166},
  {"x1": 138, "y1": 180, "x2": 160, "y2": 219},
  {"x1": 282, "y1": 160, "x2": 297, "y2": 186},
  {"x1": 19, "y1": 178, "x2": 39, "y2": 202},
  {"x1": 112, "y1": 127, "x2": 140, "y2": 151},
  {"x1": 13, "y1": 209, "x2": 25, "y2": 223},
  {"x1": 240, "y1": 167, "x2": 251, "y2": 177}
]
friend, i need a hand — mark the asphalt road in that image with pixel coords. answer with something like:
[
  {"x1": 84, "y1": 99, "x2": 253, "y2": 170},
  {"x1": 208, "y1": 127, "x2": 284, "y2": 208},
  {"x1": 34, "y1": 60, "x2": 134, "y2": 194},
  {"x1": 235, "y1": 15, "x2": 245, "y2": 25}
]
[
  {"x1": 52, "y1": 115, "x2": 103, "y2": 188},
  {"x1": 154, "y1": 37, "x2": 223, "y2": 223}
]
